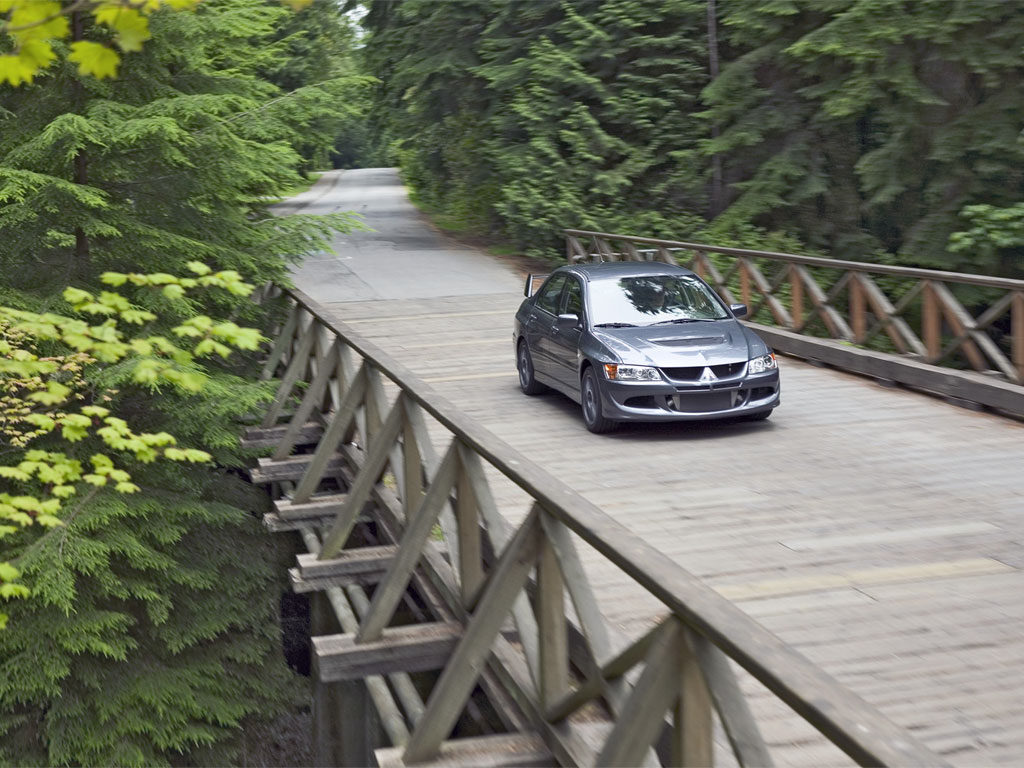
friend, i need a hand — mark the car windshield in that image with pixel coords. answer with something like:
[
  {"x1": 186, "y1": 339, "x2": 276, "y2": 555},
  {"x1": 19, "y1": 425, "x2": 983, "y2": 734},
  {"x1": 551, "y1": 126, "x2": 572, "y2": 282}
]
[{"x1": 589, "y1": 275, "x2": 730, "y2": 326}]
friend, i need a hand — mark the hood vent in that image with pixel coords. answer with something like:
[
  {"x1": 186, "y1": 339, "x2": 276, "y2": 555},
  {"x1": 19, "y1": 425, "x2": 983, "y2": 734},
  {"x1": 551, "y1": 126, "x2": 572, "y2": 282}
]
[{"x1": 651, "y1": 336, "x2": 727, "y2": 348}]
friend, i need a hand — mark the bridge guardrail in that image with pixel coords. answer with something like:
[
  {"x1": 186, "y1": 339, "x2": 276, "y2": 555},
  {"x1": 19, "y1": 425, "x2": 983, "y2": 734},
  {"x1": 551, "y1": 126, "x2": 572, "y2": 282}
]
[
  {"x1": 566, "y1": 229, "x2": 1024, "y2": 417},
  {"x1": 249, "y1": 284, "x2": 947, "y2": 767}
]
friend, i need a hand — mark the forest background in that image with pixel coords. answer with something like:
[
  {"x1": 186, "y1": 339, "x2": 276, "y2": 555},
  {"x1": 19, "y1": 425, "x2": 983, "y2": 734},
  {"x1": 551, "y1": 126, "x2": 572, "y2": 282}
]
[{"x1": 0, "y1": 0, "x2": 1021, "y2": 766}]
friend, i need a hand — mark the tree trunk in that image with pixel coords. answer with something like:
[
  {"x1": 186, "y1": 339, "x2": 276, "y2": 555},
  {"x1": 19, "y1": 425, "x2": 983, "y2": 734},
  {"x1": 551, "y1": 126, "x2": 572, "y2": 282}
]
[{"x1": 707, "y1": 0, "x2": 724, "y2": 217}]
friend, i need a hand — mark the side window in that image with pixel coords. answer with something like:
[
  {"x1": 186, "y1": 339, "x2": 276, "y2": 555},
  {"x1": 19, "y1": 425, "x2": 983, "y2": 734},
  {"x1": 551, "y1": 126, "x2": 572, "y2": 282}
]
[
  {"x1": 563, "y1": 278, "x2": 583, "y2": 317},
  {"x1": 535, "y1": 275, "x2": 567, "y2": 315}
]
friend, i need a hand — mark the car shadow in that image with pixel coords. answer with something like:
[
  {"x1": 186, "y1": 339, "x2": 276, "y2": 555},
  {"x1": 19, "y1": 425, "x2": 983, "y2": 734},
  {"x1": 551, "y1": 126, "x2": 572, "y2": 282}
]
[{"x1": 520, "y1": 387, "x2": 776, "y2": 442}]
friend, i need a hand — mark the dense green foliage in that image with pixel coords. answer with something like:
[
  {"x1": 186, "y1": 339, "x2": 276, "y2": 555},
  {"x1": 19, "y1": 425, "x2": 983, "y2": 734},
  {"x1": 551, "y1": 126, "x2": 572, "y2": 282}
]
[
  {"x1": 361, "y1": 0, "x2": 1024, "y2": 275},
  {"x1": 0, "y1": 1, "x2": 363, "y2": 764}
]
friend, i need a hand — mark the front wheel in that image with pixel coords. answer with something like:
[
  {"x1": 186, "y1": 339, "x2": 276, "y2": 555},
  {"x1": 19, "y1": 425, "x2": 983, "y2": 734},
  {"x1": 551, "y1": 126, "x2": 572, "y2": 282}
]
[
  {"x1": 581, "y1": 367, "x2": 617, "y2": 433},
  {"x1": 517, "y1": 340, "x2": 547, "y2": 395}
]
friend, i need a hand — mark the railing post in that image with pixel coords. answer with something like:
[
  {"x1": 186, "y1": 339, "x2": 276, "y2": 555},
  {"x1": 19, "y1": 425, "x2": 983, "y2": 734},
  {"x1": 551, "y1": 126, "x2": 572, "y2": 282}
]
[
  {"x1": 922, "y1": 281, "x2": 941, "y2": 361},
  {"x1": 537, "y1": 525, "x2": 568, "y2": 710},
  {"x1": 1013, "y1": 291, "x2": 1024, "y2": 383},
  {"x1": 675, "y1": 627, "x2": 714, "y2": 767},
  {"x1": 790, "y1": 264, "x2": 803, "y2": 330},
  {"x1": 850, "y1": 273, "x2": 867, "y2": 344},
  {"x1": 455, "y1": 455, "x2": 484, "y2": 606},
  {"x1": 739, "y1": 259, "x2": 751, "y2": 308}
]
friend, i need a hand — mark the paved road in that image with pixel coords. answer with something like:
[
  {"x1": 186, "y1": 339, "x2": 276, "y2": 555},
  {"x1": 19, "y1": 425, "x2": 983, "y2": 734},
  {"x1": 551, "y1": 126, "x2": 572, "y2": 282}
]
[
  {"x1": 288, "y1": 168, "x2": 1024, "y2": 766},
  {"x1": 287, "y1": 167, "x2": 522, "y2": 304}
]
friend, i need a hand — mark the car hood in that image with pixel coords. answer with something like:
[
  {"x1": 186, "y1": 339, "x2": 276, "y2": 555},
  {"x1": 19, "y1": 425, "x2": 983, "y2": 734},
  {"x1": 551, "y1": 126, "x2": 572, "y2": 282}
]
[{"x1": 591, "y1": 319, "x2": 760, "y2": 366}]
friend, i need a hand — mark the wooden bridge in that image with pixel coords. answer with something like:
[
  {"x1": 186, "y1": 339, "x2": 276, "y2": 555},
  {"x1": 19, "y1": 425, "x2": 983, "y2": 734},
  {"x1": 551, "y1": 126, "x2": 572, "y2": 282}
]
[{"x1": 247, "y1": 169, "x2": 1024, "y2": 767}]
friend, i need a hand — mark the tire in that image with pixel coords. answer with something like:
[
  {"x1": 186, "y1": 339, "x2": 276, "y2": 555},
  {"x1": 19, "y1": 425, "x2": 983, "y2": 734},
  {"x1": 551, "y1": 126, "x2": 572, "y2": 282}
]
[
  {"x1": 517, "y1": 340, "x2": 547, "y2": 395},
  {"x1": 581, "y1": 366, "x2": 617, "y2": 433}
]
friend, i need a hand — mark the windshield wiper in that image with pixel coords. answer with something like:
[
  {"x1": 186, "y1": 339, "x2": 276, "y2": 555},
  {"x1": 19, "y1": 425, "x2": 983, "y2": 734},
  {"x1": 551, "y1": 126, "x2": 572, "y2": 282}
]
[
  {"x1": 593, "y1": 322, "x2": 639, "y2": 328},
  {"x1": 649, "y1": 317, "x2": 707, "y2": 325}
]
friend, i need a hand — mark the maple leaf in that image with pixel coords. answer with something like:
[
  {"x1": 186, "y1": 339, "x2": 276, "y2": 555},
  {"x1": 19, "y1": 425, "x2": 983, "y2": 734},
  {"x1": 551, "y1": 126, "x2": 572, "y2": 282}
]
[{"x1": 68, "y1": 41, "x2": 120, "y2": 79}]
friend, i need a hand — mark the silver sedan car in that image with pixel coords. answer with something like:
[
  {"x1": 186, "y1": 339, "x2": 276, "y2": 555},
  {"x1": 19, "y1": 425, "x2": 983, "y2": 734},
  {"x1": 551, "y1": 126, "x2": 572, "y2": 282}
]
[{"x1": 513, "y1": 262, "x2": 780, "y2": 432}]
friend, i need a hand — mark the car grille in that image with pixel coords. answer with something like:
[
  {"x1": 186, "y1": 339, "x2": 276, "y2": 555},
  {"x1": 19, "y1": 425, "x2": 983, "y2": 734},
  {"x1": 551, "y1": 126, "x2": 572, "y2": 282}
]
[
  {"x1": 672, "y1": 392, "x2": 737, "y2": 413},
  {"x1": 660, "y1": 362, "x2": 745, "y2": 381}
]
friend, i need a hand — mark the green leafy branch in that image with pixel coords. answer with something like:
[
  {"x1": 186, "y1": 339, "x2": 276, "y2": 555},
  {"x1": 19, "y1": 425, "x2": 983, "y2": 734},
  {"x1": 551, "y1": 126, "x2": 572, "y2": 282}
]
[
  {"x1": 0, "y1": 263, "x2": 264, "y2": 628},
  {"x1": 0, "y1": 0, "x2": 314, "y2": 86}
]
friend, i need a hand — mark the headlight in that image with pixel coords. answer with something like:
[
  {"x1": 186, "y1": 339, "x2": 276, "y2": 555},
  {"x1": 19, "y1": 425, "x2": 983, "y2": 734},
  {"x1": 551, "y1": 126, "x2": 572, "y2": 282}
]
[
  {"x1": 604, "y1": 364, "x2": 661, "y2": 381},
  {"x1": 748, "y1": 353, "x2": 777, "y2": 374}
]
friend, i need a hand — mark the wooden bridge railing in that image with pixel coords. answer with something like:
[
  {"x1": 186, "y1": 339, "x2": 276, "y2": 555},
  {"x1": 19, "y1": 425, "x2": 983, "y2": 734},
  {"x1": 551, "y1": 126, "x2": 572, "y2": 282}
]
[
  {"x1": 566, "y1": 229, "x2": 1024, "y2": 417},
  {"x1": 247, "y1": 286, "x2": 946, "y2": 767}
]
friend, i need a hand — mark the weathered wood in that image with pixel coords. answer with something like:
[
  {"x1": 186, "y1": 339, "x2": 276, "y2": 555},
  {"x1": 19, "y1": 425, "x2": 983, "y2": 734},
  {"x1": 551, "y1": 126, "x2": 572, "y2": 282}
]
[
  {"x1": 240, "y1": 422, "x2": 323, "y2": 451},
  {"x1": 692, "y1": 634, "x2": 773, "y2": 767},
  {"x1": 274, "y1": 493, "x2": 348, "y2": 521},
  {"x1": 250, "y1": 453, "x2": 345, "y2": 484},
  {"x1": 751, "y1": 323, "x2": 1024, "y2": 417},
  {"x1": 375, "y1": 733, "x2": 553, "y2": 768},
  {"x1": 294, "y1": 547, "x2": 397, "y2": 591},
  {"x1": 537, "y1": 529, "x2": 568, "y2": 709},
  {"x1": 596, "y1": 620, "x2": 682, "y2": 767},
  {"x1": 272, "y1": 340, "x2": 340, "y2": 460},
  {"x1": 739, "y1": 259, "x2": 751, "y2": 308},
  {"x1": 320, "y1": 392, "x2": 407, "y2": 557},
  {"x1": 790, "y1": 263, "x2": 803, "y2": 328},
  {"x1": 1014, "y1": 292, "x2": 1024, "y2": 383},
  {"x1": 455, "y1": 457, "x2": 484, "y2": 606},
  {"x1": 301, "y1": 528, "x2": 414, "y2": 746},
  {"x1": 922, "y1": 281, "x2": 942, "y2": 360},
  {"x1": 260, "y1": 303, "x2": 298, "y2": 380},
  {"x1": 356, "y1": 442, "x2": 460, "y2": 642},
  {"x1": 314, "y1": 622, "x2": 463, "y2": 682},
  {"x1": 261, "y1": 319, "x2": 317, "y2": 427},
  {"x1": 402, "y1": 511, "x2": 542, "y2": 765},
  {"x1": 402, "y1": 400, "x2": 424, "y2": 517},
  {"x1": 291, "y1": 363, "x2": 369, "y2": 504},
  {"x1": 676, "y1": 627, "x2": 714, "y2": 768},
  {"x1": 850, "y1": 273, "x2": 867, "y2": 344}
]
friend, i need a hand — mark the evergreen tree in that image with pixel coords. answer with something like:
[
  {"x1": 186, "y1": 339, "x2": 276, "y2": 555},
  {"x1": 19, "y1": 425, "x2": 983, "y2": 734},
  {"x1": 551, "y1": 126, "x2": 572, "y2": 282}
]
[{"x1": 0, "y1": 1, "x2": 361, "y2": 763}]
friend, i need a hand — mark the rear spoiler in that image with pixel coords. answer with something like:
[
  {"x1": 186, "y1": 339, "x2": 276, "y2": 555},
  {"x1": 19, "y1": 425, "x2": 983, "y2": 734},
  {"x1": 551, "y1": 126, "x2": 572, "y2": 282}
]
[{"x1": 524, "y1": 274, "x2": 548, "y2": 297}]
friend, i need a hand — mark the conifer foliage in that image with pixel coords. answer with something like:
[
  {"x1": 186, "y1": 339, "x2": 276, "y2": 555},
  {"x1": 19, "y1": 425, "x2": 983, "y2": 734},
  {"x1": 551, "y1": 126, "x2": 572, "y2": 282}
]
[
  {"x1": 0, "y1": 1, "x2": 363, "y2": 764},
  {"x1": 363, "y1": 0, "x2": 1024, "y2": 274}
]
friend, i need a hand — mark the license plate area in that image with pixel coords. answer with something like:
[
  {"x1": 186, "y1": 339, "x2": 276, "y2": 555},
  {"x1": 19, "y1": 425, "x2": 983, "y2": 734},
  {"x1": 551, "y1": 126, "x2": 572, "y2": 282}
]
[{"x1": 673, "y1": 392, "x2": 735, "y2": 413}]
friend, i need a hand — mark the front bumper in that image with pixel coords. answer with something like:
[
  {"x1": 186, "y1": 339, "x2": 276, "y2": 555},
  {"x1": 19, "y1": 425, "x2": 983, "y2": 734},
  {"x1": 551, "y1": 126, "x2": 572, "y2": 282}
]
[{"x1": 599, "y1": 369, "x2": 780, "y2": 422}]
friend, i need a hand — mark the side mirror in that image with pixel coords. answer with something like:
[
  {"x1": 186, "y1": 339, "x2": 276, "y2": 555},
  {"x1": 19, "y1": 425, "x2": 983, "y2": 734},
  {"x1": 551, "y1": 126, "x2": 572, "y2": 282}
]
[
  {"x1": 524, "y1": 274, "x2": 548, "y2": 297},
  {"x1": 556, "y1": 313, "x2": 580, "y2": 331},
  {"x1": 730, "y1": 303, "x2": 748, "y2": 318}
]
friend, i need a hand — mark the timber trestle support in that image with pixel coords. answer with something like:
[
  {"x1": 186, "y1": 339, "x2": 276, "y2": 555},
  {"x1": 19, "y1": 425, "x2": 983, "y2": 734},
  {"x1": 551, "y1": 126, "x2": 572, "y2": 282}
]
[{"x1": 245, "y1": 286, "x2": 946, "y2": 767}]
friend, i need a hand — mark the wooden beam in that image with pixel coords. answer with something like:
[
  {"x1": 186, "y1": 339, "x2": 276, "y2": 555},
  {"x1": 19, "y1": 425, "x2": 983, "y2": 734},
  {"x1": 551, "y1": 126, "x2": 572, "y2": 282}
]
[
  {"x1": 272, "y1": 340, "x2": 340, "y2": 460},
  {"x1": 356, "y1": 441, "x2": 460, "y2": 642},
  {"x1": 313, "y1": 622, "x2": 463, "y2": 682},
  {"x1": 261, "y1": 320, "x2": 317, "y2": 427},
  {"x1": 319, "y1": 392, "x2": 407, "y2": 557},
  {"x1": 1014, "y1": 292, "x2": 1024, "y2": 383},
  {"x1": 274, "y1": 493, "x2": 348, "y2": 521},
  {"x1": 692, "y1": 634, "x2": 773, "y2": 767},
  {"x1": 675, "y1": 627, "x2": 713, "y2": 768},
  {"x1": 376, "y1": 733, "x2": 553, "y2": 768},
  {"x1": 260, "y1": 303, "x2": 298, "y2": 380},
  {"x1": 402, "y1": 511, "x2": 541, "y2": 764},
  {"x1": 537, "y1": 530, "x2": 568, "y2": 709},
  {"x1": 250, "y1": 453, "x2": 345, "y2": 484},
  {"x1": 596, "y1": 620, "x2": 682, "y2": 767},
  {"x1": 293, "y1": 547, "x2": 397, "y2": 592},
  {"x1": 291, "y1": 363, "x2": 370, "y2": 504},
  {"x1": 240, "y1": 422, "x2": 323, "y2": 451},
  {"x1": 849, "y1": 273, "x2": 866, "y2": 344}
]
